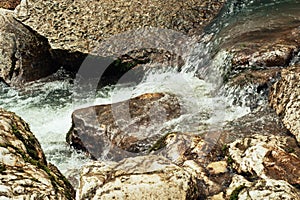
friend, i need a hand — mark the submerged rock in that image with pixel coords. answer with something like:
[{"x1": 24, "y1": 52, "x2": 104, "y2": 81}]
[
  {"x1": 270, "y1": 65, "x2": 300, "y2": 143},
  {"x1": 0, "y1": 0, "x2": 20, "y2": 10},
  {"x1": 0, "y1": 9, "x2": 57, "y2": 86},
  {"x1": 228, "y1": 134, "x2": 300, "y2": 186},
  {"x1": 78, "y1": 155, "x2": 202, "y2": 200},
  {"x1": 0, "y1": 108, "x2": 75, "y2": 199},
  {"x1": 67, "y1": 93, "x2": 182, "y2": 160}
]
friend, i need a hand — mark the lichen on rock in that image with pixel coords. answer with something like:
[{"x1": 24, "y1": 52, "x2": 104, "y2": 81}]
[{"x1": 0, "y1": 108, "x2": 75, "y2": 199}]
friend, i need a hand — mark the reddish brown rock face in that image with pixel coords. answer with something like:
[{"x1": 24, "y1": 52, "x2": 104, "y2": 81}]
[
  {"x1": 67, "y1": 93, "x2": 182, "y2": 160},
  {"x1": 0, "y1": 0, "x2": 21, "y2": 10}
]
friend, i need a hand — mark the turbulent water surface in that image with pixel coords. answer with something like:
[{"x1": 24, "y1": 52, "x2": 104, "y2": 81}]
[{"x1": 0, "y1": 0, "x2": 298, "y2": 183}]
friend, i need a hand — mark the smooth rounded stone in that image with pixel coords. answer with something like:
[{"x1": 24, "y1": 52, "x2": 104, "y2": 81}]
[
  {"x1": 14, "y1": 0, "x2": 226, "y2": 55},
  {"x1": 0, "y1": 0, "x2": 20, "y2": 10},
  {"x1": 226, "y1": 175, "x2": 300, "y2": 200},
  {"x1": 0, "y1": 9, "x2": 57, "y2": 87},
  {"x1": 270, "y1": 65, "x2": 300, "y2": 143},
  {"x1": 228, "y1": 134, "x2": 300, "y2": 185},
  {"x1": 77, "y1": 155, "x2": 202, "y2": 200},
  {"x1": 67, "y1": 93, "x2": 182, "y2": 160},
  {"x1": 0, "y1": 108, "x2": 75, "y2": 199}
]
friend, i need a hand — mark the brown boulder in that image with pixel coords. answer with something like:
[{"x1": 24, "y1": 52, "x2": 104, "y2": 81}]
[{"x1": 67, "y1": 93, "x2": 182, "y2": 160}]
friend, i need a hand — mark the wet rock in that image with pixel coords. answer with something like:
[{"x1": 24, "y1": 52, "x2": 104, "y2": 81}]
[
  {"x1": 77, "y1": 155, "x2": 202, "y2": 200},
  {"x1": 67, "y1": 93, "x2": 182, "y2": 160},
  {"x1": 0, "y1": 108, "x2": 75, "y2": 199},
  {"x1": 0, "y1": 0, "x2": 20, "y2": 10},
  {"x1": 15, "y1": 0, "x2": 226, "y2": 54},
  {"x1": 228, "y1": 134, "x2": 300, "y2": 186},
  {"x1": 226, "y1": 175, "x2": 300, "y2": 200},
  {"x1": 269, "y1": 65, "x2": 300, "y2": 143},
  {"x1": 218, "y1": 2, "x2": 300, "y2": 105},
  {"x1": 219, "y1": 106, "x2": 288, "y2": 144},
  {"x1": 0, "y1": 9, "x2": 57, "y2": 86}
]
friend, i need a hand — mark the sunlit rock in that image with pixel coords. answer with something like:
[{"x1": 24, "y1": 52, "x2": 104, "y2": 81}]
[
  {"x1": 228, "y1": 134, "x2": 300, "y2": 185},
  {"x1": 0, "y1": 9, "x2": 58, "y2": 87},
  {"x1": 270, "y1": 65, "x2": 300, "y2": 143},
  {"x1": 0, "y1": 108, "x2": 75, "y2": 199},
  {"x1": 15, "y1": 0, "x2": 226, "y2": 54},
  {"x1": 206, "y1": 161, "x2": 227, "y2": 175},
  {"x1": 77, "y1": 155, "x2": 202, "y2": 200},
  {"x1": 67, "y1": 93, "x2": 182, "y2": 160},
  {"x1": 226, "y1": 175, "x2": 300, "y2": 200}
]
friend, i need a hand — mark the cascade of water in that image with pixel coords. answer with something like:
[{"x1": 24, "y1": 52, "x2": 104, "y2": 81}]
[{"x1": 0, "y1": 0, "x2": 274, "y2": 182}]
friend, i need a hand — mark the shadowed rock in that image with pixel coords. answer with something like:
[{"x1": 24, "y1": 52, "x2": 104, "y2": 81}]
[{"x1": 0, "y1": 9, "x2": 58, "y2": 86}]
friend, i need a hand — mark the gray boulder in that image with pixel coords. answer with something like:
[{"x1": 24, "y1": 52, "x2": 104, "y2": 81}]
[{"x1": 0, "y1": 9, "x2": 57, "y2": 86}]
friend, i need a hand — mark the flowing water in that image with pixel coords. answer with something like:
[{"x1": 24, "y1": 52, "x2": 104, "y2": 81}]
[{"x1": 0, "y1": 0, "x2": 299, "y2": 184}]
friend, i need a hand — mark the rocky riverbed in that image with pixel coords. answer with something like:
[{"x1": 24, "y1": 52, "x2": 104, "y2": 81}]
[{"x1": 0, "y1": 0, "x2": 300, "y2": 199}]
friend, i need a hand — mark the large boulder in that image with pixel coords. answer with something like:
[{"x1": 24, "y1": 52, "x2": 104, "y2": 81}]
[
  {"x1": 14, "y1": 0, "x2": 226, "y2": 54},
  {"x1": 77, "y1": 155, "x2": 202, "y2": 200},
  {"x1": 0, "y1": 108, "x2": 75, "y2": 199},
  {"x1": 269, "y1": 66, "x2": 300, "y2": 143},
  {"x1": 0, "y1": 9, "x2": 57, "y2": 86},
  {"x1": 0, "y1": 0, "x2": 20, "y2": 10},
  {"x1": 67, "y1": 93, "x2": 182, "y2": 160}
]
